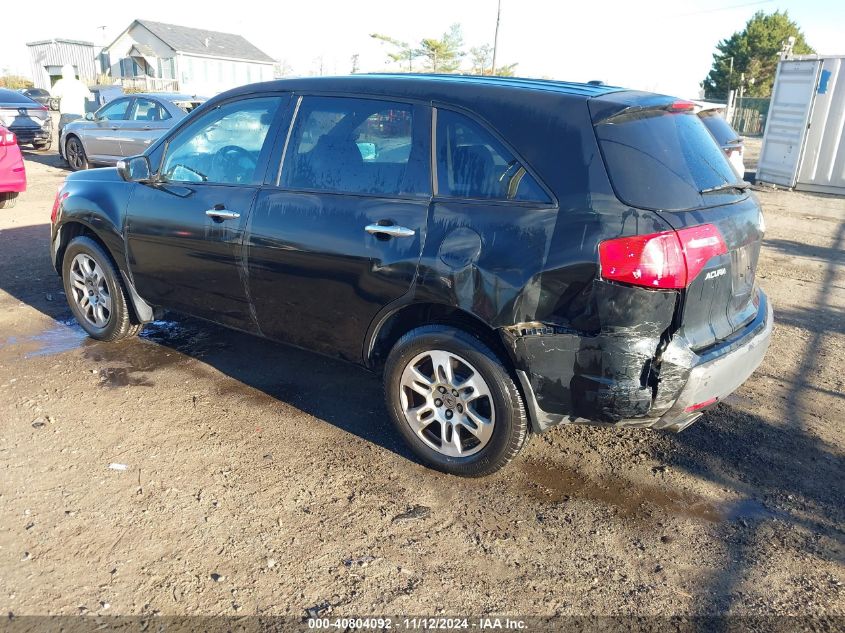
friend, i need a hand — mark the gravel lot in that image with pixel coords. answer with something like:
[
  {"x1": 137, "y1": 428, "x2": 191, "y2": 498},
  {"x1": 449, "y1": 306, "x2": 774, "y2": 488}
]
[{"x1": 0, "y1": 139, "x2": 842, "y2": 619}]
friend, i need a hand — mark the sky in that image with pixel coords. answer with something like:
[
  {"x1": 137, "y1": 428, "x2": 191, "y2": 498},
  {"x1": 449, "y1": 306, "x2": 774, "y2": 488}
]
[{"x1": 3, "y1": 0, "x2": 844, "y2": 98}]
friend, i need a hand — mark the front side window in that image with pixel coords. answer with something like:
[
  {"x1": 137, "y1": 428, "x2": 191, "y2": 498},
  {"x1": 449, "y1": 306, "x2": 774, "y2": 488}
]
[
  {"x1": 281, "y1": 96, "x2": 428, "y2": 196},
  {"x1": 130, "y1": 98, "x2": 170, "y2": 122},
  {"x1": 97, "y1": 98, "x2": 130, "y2": 121},
  {"x1": 435, "y1": 109, "x2": 549, "y2": 202},
  {"x1": 160, "y1": 96, "x2": 281, "y2": 185}
]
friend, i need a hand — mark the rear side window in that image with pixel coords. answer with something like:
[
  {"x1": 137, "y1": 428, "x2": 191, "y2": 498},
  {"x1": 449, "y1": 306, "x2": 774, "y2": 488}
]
[
  {"x1": 698, "y1": 110, "x2": 741, "y2": 146},
  {"x1": 435, "y1": 109, "x2": 549, "y2": 202},
  {"x1": 592, "y1": 107, "x2": 742, "y2": 211},
  {"x1": 130, "y1": 98, "x2": 171, "y2": 121},
  {"x1": 281, "y1": 96, "x2": 429, "y2": 197}
]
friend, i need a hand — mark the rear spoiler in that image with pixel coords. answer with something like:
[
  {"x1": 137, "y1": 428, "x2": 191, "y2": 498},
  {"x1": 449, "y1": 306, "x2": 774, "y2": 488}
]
[{"x1": 589, "y1": 91, "x2": 694, "y2": 124}]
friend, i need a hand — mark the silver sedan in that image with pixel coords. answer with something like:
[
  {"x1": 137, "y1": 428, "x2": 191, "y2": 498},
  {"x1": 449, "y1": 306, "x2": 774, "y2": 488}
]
[{"x1": 60, "y1": 93, "x2": 205, "y2": 171}]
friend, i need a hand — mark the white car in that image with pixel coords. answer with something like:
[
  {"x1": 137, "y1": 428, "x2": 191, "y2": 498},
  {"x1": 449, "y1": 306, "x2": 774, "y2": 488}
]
[{"x1": 695, "y1": 103, "x2": 746, "y2": 178}]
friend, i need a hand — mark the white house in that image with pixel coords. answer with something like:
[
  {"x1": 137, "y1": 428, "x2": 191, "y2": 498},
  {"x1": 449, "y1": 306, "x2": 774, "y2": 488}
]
[{"x1": 102, "y1": 19, "x2": 275, "y2": 96}]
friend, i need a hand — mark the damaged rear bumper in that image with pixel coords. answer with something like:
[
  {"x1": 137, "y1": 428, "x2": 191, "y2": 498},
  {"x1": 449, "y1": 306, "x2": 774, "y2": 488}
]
[{"x1": 512, "y1": 291, "x2": 773, "y2": 433}]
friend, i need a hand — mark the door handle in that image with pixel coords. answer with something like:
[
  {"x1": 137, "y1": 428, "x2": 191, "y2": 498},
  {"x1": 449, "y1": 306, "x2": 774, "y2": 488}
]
[
  {"x1": 365, "y1": 223, "x2": 415, "y2": 238},
  {"x1": 206, "y1": 208, "x2": 241, "y2": 221}
]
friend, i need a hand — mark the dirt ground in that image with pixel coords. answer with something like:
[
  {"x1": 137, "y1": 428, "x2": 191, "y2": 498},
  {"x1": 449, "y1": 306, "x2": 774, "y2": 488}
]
[{"x1": 0, "y1": 137, "x2": 842, "y2": 620}]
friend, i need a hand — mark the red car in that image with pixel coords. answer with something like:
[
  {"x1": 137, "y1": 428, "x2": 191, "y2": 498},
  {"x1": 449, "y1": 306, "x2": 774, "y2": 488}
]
[{"x1": 0, "y1": 126, "x2": 26, "y2": 208}]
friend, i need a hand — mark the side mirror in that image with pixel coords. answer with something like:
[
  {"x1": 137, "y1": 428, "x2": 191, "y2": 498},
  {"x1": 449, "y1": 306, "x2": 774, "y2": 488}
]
[
  {"x1": 85, "y1": 112, "x2": 95, "y2": 121},
  {"x1": 117, "y1": 155, "x2": 152, "y2": 183}
]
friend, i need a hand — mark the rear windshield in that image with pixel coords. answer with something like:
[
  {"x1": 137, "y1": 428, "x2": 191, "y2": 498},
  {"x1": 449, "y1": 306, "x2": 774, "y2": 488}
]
[
  {"x1": 0, "y1": 90, "x2": 37, "y2": 105},
  {"x1": 698, "y1": 110, "x2": 741, "y2": 146},
  {"x1": 592, "y1": 107, "x2": 743, "y2": 211}
]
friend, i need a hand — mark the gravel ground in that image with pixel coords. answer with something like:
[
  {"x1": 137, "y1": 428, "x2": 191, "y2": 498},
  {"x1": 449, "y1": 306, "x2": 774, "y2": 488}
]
[{"x1": 0, "y1": 140, "x2": 842, "y2": 619}]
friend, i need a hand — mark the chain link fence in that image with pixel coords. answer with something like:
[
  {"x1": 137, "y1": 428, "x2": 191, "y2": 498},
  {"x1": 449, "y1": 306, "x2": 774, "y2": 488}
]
[{"x1": 728, "y1": 97, "x2": 771, "y2": 136}]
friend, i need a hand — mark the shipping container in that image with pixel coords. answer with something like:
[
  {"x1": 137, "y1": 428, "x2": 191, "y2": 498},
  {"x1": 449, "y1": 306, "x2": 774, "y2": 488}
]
[{"x1": 756, "y1": 55, "x2": 845, "y2": 195}]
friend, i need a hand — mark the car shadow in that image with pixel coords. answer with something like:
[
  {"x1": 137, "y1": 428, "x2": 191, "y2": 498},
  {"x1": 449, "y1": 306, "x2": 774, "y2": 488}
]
[
  {"x1": 657, "y1": 401, "x2": 844, "y2": 616},
  {"x1": 21, "y1": 148, "x2": 69, "y2": 170},
  {"x1": 0, "y1": 223, "x2": 413, "y2": 462}
]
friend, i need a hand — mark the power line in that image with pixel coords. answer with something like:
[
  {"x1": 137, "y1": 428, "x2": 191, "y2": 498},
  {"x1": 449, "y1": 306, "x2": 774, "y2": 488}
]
[{"x1": 671, "y1": 0, "x2": 774, "y2": 18}]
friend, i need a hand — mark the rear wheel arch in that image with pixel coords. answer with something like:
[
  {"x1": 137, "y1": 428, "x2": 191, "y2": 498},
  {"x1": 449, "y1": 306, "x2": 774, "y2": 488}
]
[{"x1": 367, "y1": 302, "x2": 517, "y2": 374}]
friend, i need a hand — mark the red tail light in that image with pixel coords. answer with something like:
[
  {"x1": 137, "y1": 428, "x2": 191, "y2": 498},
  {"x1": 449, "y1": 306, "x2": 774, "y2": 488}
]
[
  {"x1": 667, "y1": 100, "x2": 695, "y2": 112},
  {"x1": 599, "y1": 224, "x2": 727, "y2": 289},
  {"x1": 1, "y1": 130, "x2": 16, "y2": 146},
  {"x1": 51, "y1": 189, "x2": 68, "y2": 224},
  {"x1": 678, "y1": 224, "x2": 728, "y2": 282}
]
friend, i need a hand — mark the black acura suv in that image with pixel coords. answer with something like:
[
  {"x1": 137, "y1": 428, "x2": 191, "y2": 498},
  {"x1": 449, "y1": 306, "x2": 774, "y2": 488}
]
[{"x1": 50, "y1": 75, "x2": 772, "y2": 476}]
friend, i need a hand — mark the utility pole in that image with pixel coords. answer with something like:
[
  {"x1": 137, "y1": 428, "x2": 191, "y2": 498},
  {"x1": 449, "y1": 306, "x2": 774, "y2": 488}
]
[
  {"x1": 728, "y1": 56, "x2": 734, "y2": 92},
  {"x1": 491, "y1": 0, "x2": 501, "y2": 75}
]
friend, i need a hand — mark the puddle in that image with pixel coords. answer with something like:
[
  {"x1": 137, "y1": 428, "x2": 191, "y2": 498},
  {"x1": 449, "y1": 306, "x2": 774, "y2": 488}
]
[
  {"x1": 522, "y1": 460, "x2": 780, "y2": 524},
  {"x1": 11, "y1": 318, "x2": 88, "y2": 358},
  {"x1": 723, "y1": 497, "x2": 779, "y2": 522},
  {"x1": 95, "y1": 367, "x2": 154, "y2": 388},
  {"x1": 1, "y1": 316, "x2": 224, "y2": 389}
]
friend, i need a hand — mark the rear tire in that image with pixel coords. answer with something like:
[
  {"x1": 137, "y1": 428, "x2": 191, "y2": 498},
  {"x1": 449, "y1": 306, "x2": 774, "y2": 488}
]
[
  {"x1": 65, "y1": 136, "x2": 88, "y2": 171},
  {"x1": 61, "y1": 236, "x2": 142, "y2": 341},
  {"x1": 384, "y1": 325, "x2": 528, "y2": 477},
  {"x1": 0, "y1": 192, "x2": 17, "y2": 209}
]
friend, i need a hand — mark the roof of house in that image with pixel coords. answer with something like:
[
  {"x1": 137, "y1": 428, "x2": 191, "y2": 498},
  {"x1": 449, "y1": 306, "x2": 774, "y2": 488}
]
[
  {"x1": 26, "y1": 39, "x2": 95, "y2": 48},
  {"x1": 117, "y1": 19, "x2": 275, "y2": 63}
]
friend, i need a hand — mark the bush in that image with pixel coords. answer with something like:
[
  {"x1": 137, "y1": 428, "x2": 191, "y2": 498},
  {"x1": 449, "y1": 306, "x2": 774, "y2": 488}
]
[{"x1": 0, "y1": 75, "x2": 34, "y2": 89}]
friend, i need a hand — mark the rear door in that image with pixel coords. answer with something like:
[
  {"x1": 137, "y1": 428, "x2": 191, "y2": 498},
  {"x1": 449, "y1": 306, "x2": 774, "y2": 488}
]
[
  {"x1": 84, "y1": 97, "x2": 133, "y2": 161},
  {"x1": 756, "y1": 59, "x2": 822, "y2": 187},
  {"x1": 125, "y1": 94, "x2": 286, "y2": 330},
  {"x1": 246, "y1": 95, "x2": 431, "y2": 361},
  {"x1": 122, "y1": 97, "x2": 172, "y2": 157},
  {"x1": 590, "y1": 94, "x2": 765, "y2": 350}
]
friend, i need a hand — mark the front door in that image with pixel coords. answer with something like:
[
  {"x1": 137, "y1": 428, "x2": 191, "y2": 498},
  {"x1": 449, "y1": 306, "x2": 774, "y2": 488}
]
[
  {"x1": 247, "y1": 95, "x2": 431, "y2": 361},
  {"x1": 84, "y1": 97, "x2": 132, "y2": 162},
  {"x1": 125, "y1": 94, "x2": 287, "y2": 330}
]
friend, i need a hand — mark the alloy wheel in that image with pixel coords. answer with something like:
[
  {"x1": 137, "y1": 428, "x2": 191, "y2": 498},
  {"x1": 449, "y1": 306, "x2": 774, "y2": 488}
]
[
  {"x1": 66, "y1": 138, "x2": 84, "y2": 170},
  {"x1": 399, "y1": 349, "x2": 495, "y2": 457},
  {"x1": 68, "y1": 253, "x2": 112, "y2": 328}
]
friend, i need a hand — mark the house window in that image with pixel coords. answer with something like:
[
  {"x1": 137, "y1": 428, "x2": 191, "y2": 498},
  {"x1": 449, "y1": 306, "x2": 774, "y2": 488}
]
[
  {"x1": 120, "y1": 58, "x2": 139, "y2": 78},
  {"x1": 158, "y1": 58, "x2": 175, "y2": 80}
]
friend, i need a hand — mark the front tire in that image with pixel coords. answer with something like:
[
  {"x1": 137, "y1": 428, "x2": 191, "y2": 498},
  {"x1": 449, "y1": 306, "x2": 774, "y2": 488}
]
[
  {"x1": 384, "y1": 325, "x2": 529, "y2": 477},
  {"x1": 0, "y1": 192, "x2": 17, "y2": 209},
  {"x1": 61, "y1": 236, "x2": 142, "y2": 341},
  {"x1": 65, "y1": 136, "x2": 88, "y2": 171}
]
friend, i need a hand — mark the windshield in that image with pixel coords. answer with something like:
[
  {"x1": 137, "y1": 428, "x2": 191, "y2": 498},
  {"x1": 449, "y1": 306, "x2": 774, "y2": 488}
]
[
  {"x1": 592, "y1": 106, "x2": 744, "y2": 211},
  {"x1": 698, "y1": 110, "x2": 742, "y2": 146}
]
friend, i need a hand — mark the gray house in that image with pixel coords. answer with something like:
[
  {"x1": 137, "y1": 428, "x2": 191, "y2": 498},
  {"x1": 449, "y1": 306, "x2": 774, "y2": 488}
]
[
  {"x1": 27, "y1": 39, "x2": 99, "y2": 90},
  {"x1": 102, "y1": 20, "x2": 275, "y2": 95}
]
